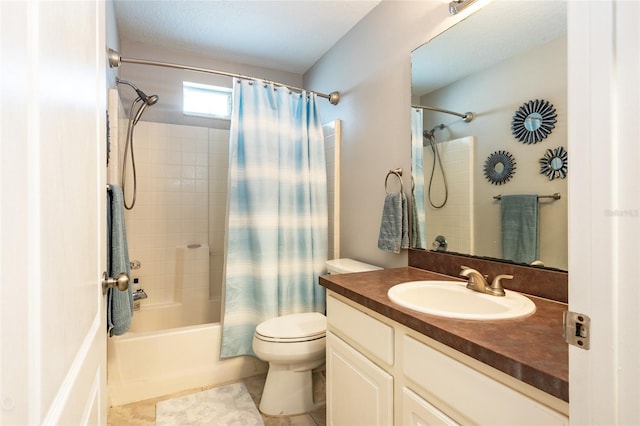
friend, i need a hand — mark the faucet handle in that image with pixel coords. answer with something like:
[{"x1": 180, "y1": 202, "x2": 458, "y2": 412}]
[{"x1": 490, "y1": 274, "x2": 513, "y2": 296}]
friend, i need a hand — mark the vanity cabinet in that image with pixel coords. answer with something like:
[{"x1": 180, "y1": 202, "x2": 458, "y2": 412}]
[
  {"x1": 326, "y1": 292, "x2": 568, "y2": 425},
  {"x1": 326, "y1": 294, "x2": 394, "y2": 425},
  {"x1": 326, "y1": 333, "x2": 393, "y2": 425}
]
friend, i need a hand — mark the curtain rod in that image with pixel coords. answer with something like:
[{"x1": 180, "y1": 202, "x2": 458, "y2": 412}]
[
  {"x1": 412, "y1": 104, "x2": 473, "y2": 123},
  {"x1": 108, "y1": 49, "x2": 340, "y2": 105}
]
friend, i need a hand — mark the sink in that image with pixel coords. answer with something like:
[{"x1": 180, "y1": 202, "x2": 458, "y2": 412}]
[{"x1": 387, "y1": 280, "x2": 536, "y2": 320}]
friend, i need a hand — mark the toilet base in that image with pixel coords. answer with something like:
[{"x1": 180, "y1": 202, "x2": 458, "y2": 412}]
[{"x1": 259, "y1": 363, "x2": 321, "y2": 416}]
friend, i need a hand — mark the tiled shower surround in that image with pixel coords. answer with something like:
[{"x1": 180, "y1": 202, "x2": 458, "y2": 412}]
[
  {"x1": 423, "y1": 136, "x2": 474, "y2": 254},
  {"x1": 122, "y1": 122, "x2": 228, "y2": 325}
]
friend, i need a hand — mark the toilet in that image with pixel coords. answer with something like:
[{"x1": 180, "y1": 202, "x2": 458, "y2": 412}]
[{"x1": 252, "y1": 258, "x2": 382, "y2": 416}]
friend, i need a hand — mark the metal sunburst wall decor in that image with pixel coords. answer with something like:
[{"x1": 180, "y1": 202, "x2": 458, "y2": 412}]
[
  {"x1": 511, "y1": 99, "x2": 557, "y2": 144},
  {"x1": 484, "y1": 150, "x2": 517, "y2": 185},
  {"x1": 539, "y1": 146, "x2": 568, "y2": 180}
]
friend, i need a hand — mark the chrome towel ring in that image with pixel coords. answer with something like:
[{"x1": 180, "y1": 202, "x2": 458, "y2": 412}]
[{"x1": 385, "y1": 168, "x2": 404, "y2": 194}]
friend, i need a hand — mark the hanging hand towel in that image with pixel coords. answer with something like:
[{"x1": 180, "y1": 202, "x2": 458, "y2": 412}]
[
  {"x1": 107, "y1": 184, "x2": 134, "y2": 336},
  {"x1": 501, "y1": 194, "x2": 539, "y2": 264},
  {"x1": 378, "y1": 192, "x2": 409, "y2": 253}
]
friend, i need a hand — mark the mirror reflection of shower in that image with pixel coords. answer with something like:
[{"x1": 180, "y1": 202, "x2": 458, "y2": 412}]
[
  {"x1": 423, "y1": 125, "x2": 448, "y2": 208},
  {"x1": 116, "y1": 78, "x2": 159, "y2": 210}
]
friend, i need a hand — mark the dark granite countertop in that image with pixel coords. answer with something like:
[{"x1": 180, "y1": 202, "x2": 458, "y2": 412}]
[{"x1": 319, "y1": 266, "x2": 569, "y2": 402}]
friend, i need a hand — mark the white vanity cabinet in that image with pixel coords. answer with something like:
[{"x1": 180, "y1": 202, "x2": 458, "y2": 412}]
[
  {"x1": 326, "y1": 333, "x2": 394, "y2": 425},
  {"x1": 326, "y1": 292, "x2": 569, "y2": 426},
  {"x1": 326, "y1": 294, "x2": 394, "y2": 425}
]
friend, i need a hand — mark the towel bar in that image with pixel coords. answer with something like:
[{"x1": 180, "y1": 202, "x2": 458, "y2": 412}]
[
  {"x1": 493, "y1": 193, "x2": 561, "y2": 200},
  {"x1": 385, "y1": 168, "x2": 403, "y2": 194}
]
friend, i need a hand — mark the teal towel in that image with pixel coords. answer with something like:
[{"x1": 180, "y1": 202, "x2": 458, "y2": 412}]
[
  {"x1": 378, "y1": 192, "x2": 409, "y2": 254},
  {"x1": 107, "y1": 184, "x2": 133, "y2": 336},
  {"x1": 501, "y1": 194, "x2": 539, "y2": 264}
]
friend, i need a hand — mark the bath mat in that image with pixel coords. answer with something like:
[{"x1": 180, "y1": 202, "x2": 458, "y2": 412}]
[{"x1": 155, "y1": 382, "x2": 264, "y2": 426}]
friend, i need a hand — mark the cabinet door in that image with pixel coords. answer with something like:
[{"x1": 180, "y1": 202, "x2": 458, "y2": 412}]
[
  {"x1": 402, "y1": 387, "x2": 459, "y2": 426},
  {"x1": 327, "y1": 332, "x2": 393, "y2": 426}
]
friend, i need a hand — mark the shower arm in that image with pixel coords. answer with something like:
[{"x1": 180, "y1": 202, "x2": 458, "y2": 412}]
[
  {"x1": 108, "y1": 48, "x2": 341, "y2": 106},
  {"x1": 412, "y1": 104, "x2": 474, "y2": 123}
]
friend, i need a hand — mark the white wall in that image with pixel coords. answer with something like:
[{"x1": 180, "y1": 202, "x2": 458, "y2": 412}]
[
  {"x1": 106, "y1": 0, "x2": 119, "y2": 87},
  {"x1": 305, "y1": 1, "x2": 470, "y2": 268}
]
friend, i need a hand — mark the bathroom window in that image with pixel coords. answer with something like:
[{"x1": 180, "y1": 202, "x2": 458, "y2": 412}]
[{"x1": 183, "y1": 81, "x2": 232, "y2": 119}]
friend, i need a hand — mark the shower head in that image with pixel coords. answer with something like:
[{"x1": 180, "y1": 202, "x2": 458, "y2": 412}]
[
  {"x1": 423, "y1": 124, "x2": 446, "y2": 142},
  {"x1": 145, "y1": 94, "x2": 159, "y2": 106},
  {"x1": 116, "y1": 78, "x2": 158, "y2": 106}
]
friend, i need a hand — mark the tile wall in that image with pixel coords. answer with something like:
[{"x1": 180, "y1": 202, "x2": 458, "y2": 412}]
[{"x1": 121, "y1": 122, "x2": 224, "y2": 325}]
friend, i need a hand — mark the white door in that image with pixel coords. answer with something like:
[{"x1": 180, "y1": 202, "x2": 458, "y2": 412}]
[
  {"x1": 1, "y1": 1, "x2": 108, "y2": 425},
  {"x1": 568, "y1": 1, "x2": 640, "y2": 423}
]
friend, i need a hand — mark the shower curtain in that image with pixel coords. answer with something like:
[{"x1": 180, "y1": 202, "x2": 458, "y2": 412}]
[
  {"x1": 411, "y1": 108, "x2": 426, "y2": 249},
  {"x1": 221, "y1": 79, "x2": 328, "y2": 358}
]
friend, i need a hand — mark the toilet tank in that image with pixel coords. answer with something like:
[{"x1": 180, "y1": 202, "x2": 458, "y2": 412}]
[{"x1": 326, "y1": 258, "x2": 382, "y2": 274}]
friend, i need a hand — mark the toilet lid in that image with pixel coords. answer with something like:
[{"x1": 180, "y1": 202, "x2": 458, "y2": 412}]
[{"x1": 255, "y1": 312, "x2": 326, "y2": 342}]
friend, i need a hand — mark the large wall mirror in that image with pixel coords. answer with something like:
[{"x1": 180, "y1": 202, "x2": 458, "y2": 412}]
[{"x1": 411, "y1": 1, "x2": 567, "y2": 271}]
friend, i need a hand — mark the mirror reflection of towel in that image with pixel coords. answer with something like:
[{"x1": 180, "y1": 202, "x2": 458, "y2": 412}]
[
  {"x1": 501, "y1": 194, "x2": 539, "y2": 264},
  {"x1": 378, "y1": 192, "x2": 409, "y2": 254}
]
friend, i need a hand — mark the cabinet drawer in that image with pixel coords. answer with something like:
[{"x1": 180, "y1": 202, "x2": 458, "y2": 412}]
[
  {"x1": 402, "y1": 387, "x2": 459, "y2": 426},
  {"x1": 403, "y1": 335, "x2": 568, "y2": 425},
  {"x1": 327, "y1": 295, "x2": 394, "y2": 365}
]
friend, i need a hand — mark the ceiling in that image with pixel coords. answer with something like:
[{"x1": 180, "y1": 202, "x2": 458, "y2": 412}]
[
  {"x1": 113, "y1": 0, "x2": 381, "y2": 75},
  {"x1": 412, "y1": 0, "x2": 567, "y2": 96}
]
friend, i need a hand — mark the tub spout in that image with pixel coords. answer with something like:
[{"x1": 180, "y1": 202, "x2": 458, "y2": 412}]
[{"x1": 133, "y1": 289, "x2": 148, "y2": 301}]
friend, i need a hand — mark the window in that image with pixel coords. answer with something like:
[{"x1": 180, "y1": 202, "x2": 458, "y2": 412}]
[{"x1": 183, "y1": 81, "x2": 232, "y2": 119}]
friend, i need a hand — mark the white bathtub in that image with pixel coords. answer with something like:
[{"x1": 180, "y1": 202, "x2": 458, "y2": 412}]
[{"x1": 107, "y1": 320, "x2": 267, "y2": 406}]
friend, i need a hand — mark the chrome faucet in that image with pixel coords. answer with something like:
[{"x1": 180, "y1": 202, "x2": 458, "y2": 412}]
[
  {"x1": 132, "y1": 288, "x2": 148, "y2": 301},
  {"x1": 459, "y1": 266, "x2": 511, "y2": 297}
]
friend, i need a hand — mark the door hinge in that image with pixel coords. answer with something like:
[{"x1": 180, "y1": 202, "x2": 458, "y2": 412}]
[{"x1": 563, "y1": 311, "x2": 590, "y2": 350}]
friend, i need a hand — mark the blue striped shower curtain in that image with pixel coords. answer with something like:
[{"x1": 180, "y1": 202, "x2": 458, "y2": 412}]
[
  {"x1": 220, "y1": 79, "x2": 328, "y2": 358},
  {"x1": 411, "y1": 108, "x2": 426, "y2": 249}
]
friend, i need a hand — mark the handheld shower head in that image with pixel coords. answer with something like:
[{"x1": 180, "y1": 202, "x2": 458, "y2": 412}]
[
  {"x1": 145, "y1": 94, "x2": 159, "y2": 106},
  {"x1": 116, "y1": 78, "x2": 158, "y2": 106}
]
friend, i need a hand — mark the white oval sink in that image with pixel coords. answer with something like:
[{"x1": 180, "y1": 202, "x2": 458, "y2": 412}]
[{"x1": 387, "y1": 280, "x2": 536, "y2": 320}]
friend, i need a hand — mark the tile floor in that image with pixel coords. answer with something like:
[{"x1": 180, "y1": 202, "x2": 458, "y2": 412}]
[{"x1": 107, "y1": 372, "x2": 326, "y2": 426}]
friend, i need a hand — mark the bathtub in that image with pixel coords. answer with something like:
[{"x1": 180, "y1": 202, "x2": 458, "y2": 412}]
[{"x1": 107, "y1": 317, "x2": 267, "y2": 406}]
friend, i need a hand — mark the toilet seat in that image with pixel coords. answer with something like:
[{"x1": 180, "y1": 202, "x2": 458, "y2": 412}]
[{"x1": 255, "y1": 312, "x2": 326, "y2": 343}]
